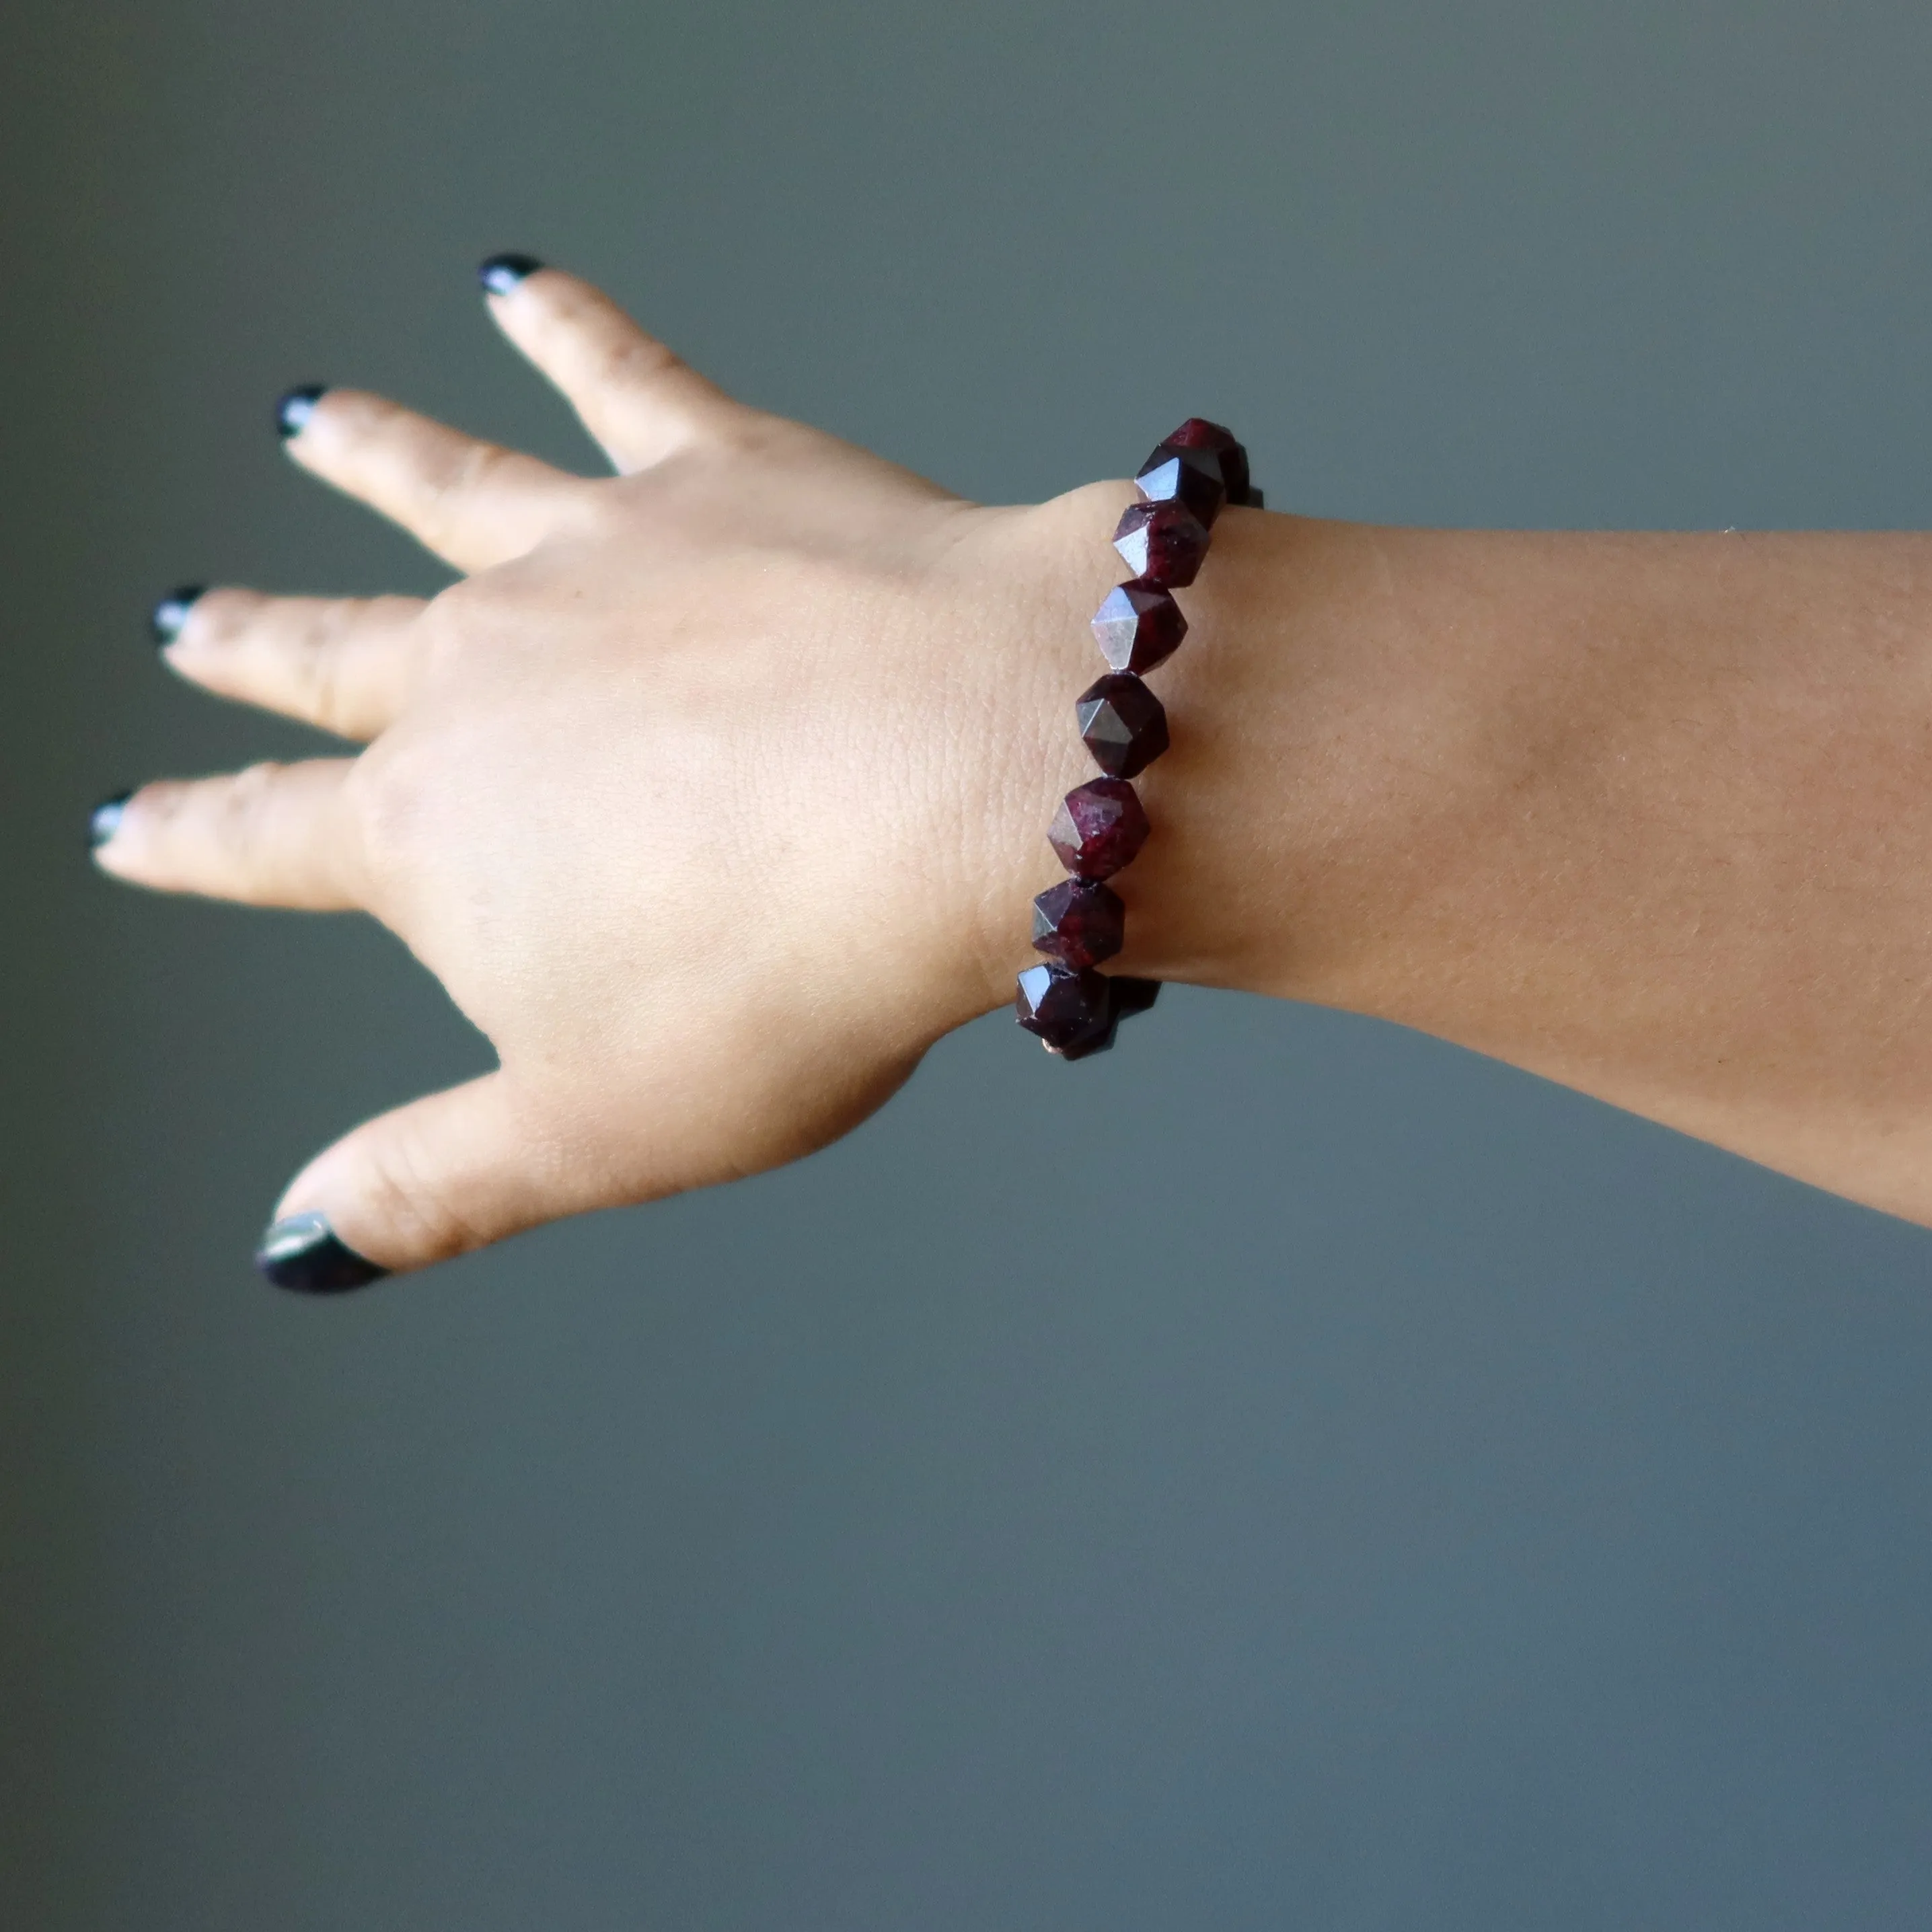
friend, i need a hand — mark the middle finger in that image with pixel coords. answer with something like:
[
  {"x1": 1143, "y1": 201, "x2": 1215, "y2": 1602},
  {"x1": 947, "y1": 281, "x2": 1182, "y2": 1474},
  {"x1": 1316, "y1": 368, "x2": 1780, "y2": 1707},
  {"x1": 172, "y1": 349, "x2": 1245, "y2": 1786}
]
[{"x1": 281, "y1": 386, "x2": 585, "y2": 573}]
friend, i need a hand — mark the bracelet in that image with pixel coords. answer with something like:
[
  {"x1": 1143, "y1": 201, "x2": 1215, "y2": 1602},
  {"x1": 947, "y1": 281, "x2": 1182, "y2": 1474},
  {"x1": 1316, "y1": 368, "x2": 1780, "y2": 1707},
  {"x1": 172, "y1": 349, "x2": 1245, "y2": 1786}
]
[{"x1": 1016, "y1": 418, "x2": 1258, "y2": 1060}]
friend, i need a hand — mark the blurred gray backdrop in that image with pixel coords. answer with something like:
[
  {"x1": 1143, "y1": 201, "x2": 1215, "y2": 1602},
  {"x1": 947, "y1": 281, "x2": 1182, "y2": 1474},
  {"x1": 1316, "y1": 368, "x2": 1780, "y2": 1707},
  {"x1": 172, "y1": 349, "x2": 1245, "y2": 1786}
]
[{"x1": 7, "y1": 1, "x2": 1932, "y2": 1926}]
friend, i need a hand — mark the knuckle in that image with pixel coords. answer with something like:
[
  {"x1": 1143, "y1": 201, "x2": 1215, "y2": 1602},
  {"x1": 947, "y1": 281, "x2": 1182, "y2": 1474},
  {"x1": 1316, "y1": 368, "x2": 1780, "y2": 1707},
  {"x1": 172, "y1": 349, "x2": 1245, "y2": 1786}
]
[
  {"x1": 306, "y1": 595, "x2": 411, "y2": 735},
  {"x1": 413, "y1": 597, "x2": 470, "y2": 683},
  {"x1": 289, "y1": 608, "x2": 352, "y2": 729},
  {"x1": 317, "y1": 594, "x2": 372, "y2": 644},
  {"x1": 706, "y1": 407, "x2": 779, "y2": 461},
  {"x1": 205, "y1": 761, "x2": 289, "y2": 881},
  {"x1": 358, "y1": 1129, "x2": 484, "y2": 1261},
  {"x1": 595, "y1": 329, "x2": 682, "y2": 392},
  {"x1": 344, "y1": 741, "x2": 431, "y2": 881},
  {"x1": 222, "y1": 759, "x2": 287, "y2": 827},
  {"x1": 420, "y1": 439, "x2": 513, "y2": 540},
  {"x1": 441, "y1": 438, "x2": 507, "y2": 500}
]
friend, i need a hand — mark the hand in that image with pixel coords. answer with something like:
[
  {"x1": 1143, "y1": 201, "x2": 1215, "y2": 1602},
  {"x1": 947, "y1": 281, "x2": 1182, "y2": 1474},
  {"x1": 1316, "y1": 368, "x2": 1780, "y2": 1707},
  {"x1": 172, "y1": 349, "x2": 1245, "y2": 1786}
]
[{"x1": 96, "y1": 260, "x2": 1119, "y2": 1288}]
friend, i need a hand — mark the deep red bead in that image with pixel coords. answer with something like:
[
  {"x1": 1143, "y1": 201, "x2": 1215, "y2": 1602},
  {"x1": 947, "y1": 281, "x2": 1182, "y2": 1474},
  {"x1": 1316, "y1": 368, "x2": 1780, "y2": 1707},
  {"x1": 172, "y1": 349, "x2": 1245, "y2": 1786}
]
[
  {"x1": 1090, "y1": 580, "x2": 1187, "y2": 675},
  {"x1": 1031, "y1": 876, "x2": 1125, "y2": 968},
  {"x1": 1112, "y1": 500, "x2": 1210, "y2": 587},
  {"x1": 1048, "y1": 777, "x2": 1150, "y2": 879},
  {"x1": 1076, "y1": 673, "x2": 1169, "y2": 779},
  {"x1": 1167, "y1": 416, "x2": 1236, "y2": 447},
  {"x1": 1055, "y1": 1008, "x2": 1120, "y2": 1059},
  {"x1": 1016, "y1": 967, "x2": 1161, "y2": 1060},
  {"x1": 1015, "y1": 961, "x2": 1113, "y2": 1051},
  {"x1": 1165, "y1": 417, "x2": 1253, "y2": 507},
  {"x1": 1136, "y1": 443, "x2": 1227, "y2": 527},
  {"x1": 1056, "y1": 971, "x2": 1162, "y2": 1057}
]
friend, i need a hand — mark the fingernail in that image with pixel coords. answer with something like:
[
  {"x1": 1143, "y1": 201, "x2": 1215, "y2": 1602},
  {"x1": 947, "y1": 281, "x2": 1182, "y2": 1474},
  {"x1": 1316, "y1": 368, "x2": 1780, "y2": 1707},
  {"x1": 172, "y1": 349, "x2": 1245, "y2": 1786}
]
[
  {"x1": 276, "y1": 384, "x2": 328, "y2": 441},
  {"x1": 478, "y1": 252, "x2": 544, "y2": 296},
  {"x1": 151, "y1": 584, "x2": 205, "y2": 648},
  {"x1": 89, "y1": 790, "x2": 132, "y2": 851},
  {"x1": 255, "y1": 1211, "x2": 389, "y2": 1294}
]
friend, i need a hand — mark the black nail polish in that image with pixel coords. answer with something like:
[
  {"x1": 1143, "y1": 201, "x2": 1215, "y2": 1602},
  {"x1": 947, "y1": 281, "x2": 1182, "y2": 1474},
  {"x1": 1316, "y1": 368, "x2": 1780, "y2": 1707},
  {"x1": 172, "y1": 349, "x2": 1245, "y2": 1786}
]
[
  {"x1": 89, "y1": 790, "x2": 132, "y2": 851},
  {"x1": 151, "y1": 584, "x2": 205, "y2": 648},
  {"x1": 478, "y1": 253, "x2": 544, "y2": 296},
  {"x1": 255, "y1": 1212, "x2": 389, "y2": 1293},
  {"x1": 276, "y1": 385, "x2": 327, "y2": 441}
]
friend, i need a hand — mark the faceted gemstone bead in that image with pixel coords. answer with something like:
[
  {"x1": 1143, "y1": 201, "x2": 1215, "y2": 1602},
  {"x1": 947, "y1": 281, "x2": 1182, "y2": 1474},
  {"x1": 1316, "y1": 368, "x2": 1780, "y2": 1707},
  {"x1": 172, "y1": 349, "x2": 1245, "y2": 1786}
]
[
  {"x1": 1165, "y1": 416, "x2": 1253, "y2": 507},
  {"x1": 1015, "y1": 961, "x2": 1112, "y2": 1051},
  {"x1": 1048, "y1": 776, "x2": 1150, "y2": 879},
  {"x1": 1019, "y1": 969, "x2": 1162, "y2": 1061},
  {"x1": 1136, "y1": 442, "x2": 1227, "y2": 527},
  {"x1": 1090, "y1": 580, "x2": 1187, "y2": 675},
  {"x1": 1058, "y1": 971, "x2": 1160, "y2": 1057},
  {"x1": 1112, "y1": 500, "x2": 1211, "y2": 587},
  {"x1": 1032, "y1": 877, "x2": 1125, "y2": 968},
  {"x1": 1076, "y1": 673, "x2": 1169, "y2": 779},
  {"x1": 1056, "y1": 1008, "x2": 1120, "y2": 1060}
]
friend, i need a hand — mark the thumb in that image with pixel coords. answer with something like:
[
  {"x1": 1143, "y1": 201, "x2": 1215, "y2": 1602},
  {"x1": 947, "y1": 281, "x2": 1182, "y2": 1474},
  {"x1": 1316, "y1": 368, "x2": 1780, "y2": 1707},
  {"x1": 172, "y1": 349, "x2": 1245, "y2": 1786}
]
[{"x1": 254, "y1": 1072, "x2": 555, "y2": 1292}]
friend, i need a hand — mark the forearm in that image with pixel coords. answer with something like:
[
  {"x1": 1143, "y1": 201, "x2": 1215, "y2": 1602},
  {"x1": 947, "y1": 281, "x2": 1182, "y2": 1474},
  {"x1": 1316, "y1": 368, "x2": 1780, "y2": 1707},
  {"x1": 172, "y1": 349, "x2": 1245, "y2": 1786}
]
[
  {"x1": 115, "y1": 248, "x2": 1932, "y2": 1279},
  {"x1": 1115, "y1": 510, "x2": 1932, "y2": 1223}
]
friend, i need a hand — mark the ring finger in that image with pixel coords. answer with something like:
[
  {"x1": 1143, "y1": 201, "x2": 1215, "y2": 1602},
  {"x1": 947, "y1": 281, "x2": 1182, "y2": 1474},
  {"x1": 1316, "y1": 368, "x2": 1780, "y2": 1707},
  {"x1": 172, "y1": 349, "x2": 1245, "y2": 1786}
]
[
  {"x1": 91, "y1": 759, "x2": 364, "y2": 910},
  {"x1": 158, "y1": 587, "x2": 429, "y2": 741}
]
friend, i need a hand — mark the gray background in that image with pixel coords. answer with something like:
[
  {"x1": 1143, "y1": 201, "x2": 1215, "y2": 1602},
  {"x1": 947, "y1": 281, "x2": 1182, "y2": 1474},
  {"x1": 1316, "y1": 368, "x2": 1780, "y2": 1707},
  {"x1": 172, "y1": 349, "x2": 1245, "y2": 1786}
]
[{"x1": 7, "y1": 1, "x2": 1932, "y2": 1925}]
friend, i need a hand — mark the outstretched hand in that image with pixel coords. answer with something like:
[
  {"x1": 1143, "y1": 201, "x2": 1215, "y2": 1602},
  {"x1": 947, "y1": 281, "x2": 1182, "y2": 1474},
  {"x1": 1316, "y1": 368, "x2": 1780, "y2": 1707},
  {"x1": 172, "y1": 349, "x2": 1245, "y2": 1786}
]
[{"x1": 96, "y1": 260, "x2": 1119, "y2": 1287}]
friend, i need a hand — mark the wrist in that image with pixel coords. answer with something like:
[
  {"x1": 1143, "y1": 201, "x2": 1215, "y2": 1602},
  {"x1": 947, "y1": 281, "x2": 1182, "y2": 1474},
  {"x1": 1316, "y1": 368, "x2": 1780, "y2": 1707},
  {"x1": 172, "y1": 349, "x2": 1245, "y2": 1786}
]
[
  {"x1": 941, "y1": 478, "x2": 1431, "y2": 1038},
  {"x1": 971, "y1": 494, "x2": 1448, "y2": 1021},
  {"x1": 944, "y1": 483, "x2": 1136, "y2": 1014},
  {"x1": 951, "y1": 480, "x2": 1302, "y2": 1018}
]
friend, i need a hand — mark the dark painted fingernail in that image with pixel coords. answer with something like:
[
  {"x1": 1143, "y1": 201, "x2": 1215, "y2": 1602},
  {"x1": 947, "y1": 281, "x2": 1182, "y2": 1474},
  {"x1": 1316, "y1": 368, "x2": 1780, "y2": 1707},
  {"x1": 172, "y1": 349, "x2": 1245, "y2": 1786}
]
[
  {"x1": 151, "y1": 584, "x2": 205, "y2": 648},
  {"x1": 478, "y1": 252, "x2": 544, "y2": 296},
  {"x1": 89, "y1": 790, "x2": 132, "y2": 851},
  {"x1": 255, "y1": 1212, "x2": 389, "y2": 1293},
  {"x1": 276, "y1": 384, "x2": 327, "y2": 441}
]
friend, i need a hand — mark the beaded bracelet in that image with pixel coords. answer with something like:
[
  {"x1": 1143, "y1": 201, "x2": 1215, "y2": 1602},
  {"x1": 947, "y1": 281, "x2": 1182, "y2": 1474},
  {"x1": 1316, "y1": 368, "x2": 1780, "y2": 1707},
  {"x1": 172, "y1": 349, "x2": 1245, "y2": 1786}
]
[{"x1": 1016, "y1": 419, "x2": 1259, "y2": 1060}]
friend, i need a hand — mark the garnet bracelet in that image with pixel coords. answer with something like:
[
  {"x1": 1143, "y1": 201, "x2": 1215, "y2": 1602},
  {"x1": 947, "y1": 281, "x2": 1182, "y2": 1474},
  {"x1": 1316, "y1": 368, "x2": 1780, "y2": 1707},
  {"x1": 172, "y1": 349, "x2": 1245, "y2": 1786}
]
[{"x1": 1015, "y1": 419, "x2": 1258, "y2": 1060}]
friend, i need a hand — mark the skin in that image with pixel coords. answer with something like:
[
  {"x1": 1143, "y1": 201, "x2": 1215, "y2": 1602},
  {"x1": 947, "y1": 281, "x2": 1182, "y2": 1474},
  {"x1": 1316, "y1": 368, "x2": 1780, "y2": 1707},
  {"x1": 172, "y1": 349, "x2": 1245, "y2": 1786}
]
[{"x1": 94, "y1": 265, "x2": 1932, "y2": 1276}]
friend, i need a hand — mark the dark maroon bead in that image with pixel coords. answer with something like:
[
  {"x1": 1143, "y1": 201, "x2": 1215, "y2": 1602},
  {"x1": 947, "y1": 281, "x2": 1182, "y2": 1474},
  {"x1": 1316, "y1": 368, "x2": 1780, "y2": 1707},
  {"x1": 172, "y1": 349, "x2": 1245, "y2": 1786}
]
[
  {"x1": 1015, "y1": 961, "x2": 1112, "y2": 1051},
  {"x1": 1166, "y1": 416, "x2": 1236, "y2": 447},
  {"x1": 1053, "y1": 972, "x2": 1162, "y2": 1059},
  {"x1": 1165, "y1": 417, "x2": 1253, "y2": 507},
  {"x1": 1112, "y1": 500, "x2": 1210, "y2": 587},
  {"x1": 1055, "y1": 1008, "x2": 1120, "y2": 1060},
  {"x1": 1032, "y1": 877, "x2": 1125, "y2": 968},
  {"x1": 1090, "y1": 580, "x2": 1187, "y2": 675},
  {"x1": 1048, "y1": 777, "x2": 1149, "y2": 879},
  {"x1": 1136, "y1": 443, "x2": 1227, "y2": 527},
  {"x1": 1107, "y1": 975, "x2": 1162, "y2": 1019},
  {"x1": 1076, "y1": 673, "x2": 1169, "y2": 779}
]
